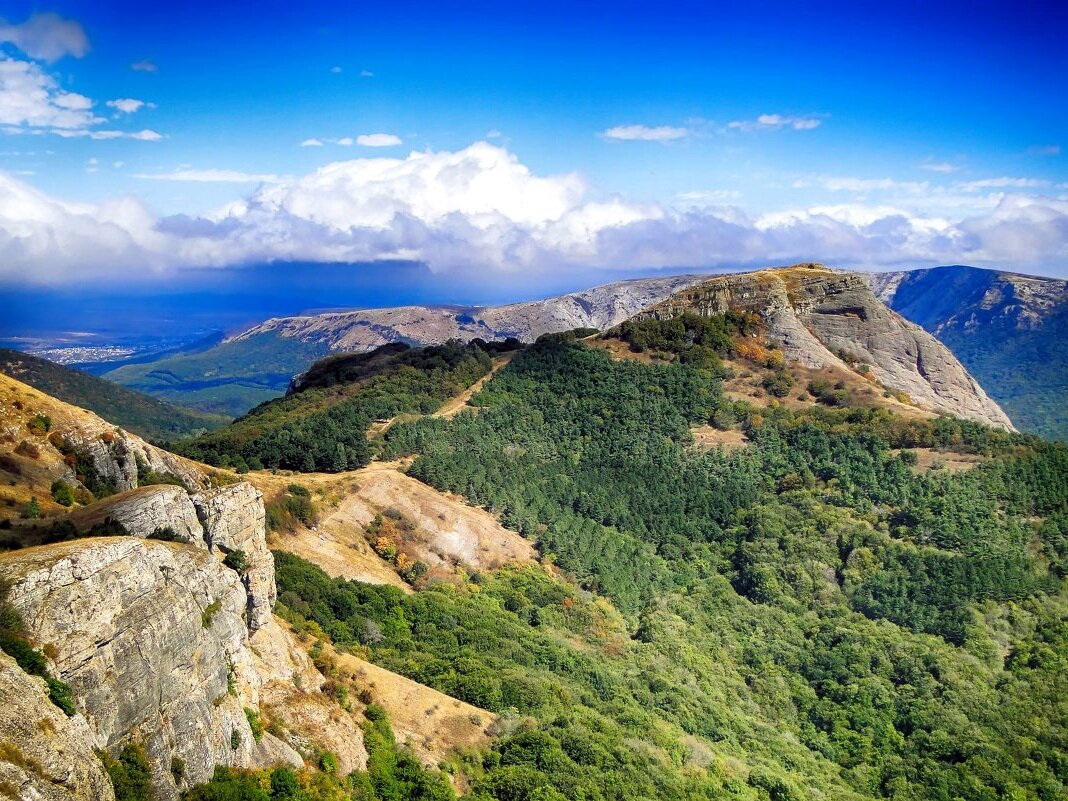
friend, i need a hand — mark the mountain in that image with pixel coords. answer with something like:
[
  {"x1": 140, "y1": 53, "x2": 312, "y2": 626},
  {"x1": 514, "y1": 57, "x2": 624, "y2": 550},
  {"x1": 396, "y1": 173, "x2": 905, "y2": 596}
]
[
  {"x1": 869, "y1": 265, "x2": 1068, "y2": 440},
  {"x1": 101, "y1": 274, "x2": 704, "y2": 416},
  {"x1": 637, "y1": 263, "x2": 1013, "y2": 429},
  {"x1": 2, "y1": 302, "x2": 1067, "y2": 800},
  {"x1": 0, "y1": 348, "x2": 229, "y2": 440}
]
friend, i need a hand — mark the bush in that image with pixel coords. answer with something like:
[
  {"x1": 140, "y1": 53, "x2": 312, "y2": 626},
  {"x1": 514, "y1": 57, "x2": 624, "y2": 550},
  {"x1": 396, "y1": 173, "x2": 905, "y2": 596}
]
[
  {"x1": 223, "y1": 550, "x2": 250, "y2": 573},
  {"x1": 50, "y1": 480, "x2": 75, "y2": 507},
  {"x1": 761, "y1": 370, "x2": 794, "y2": 398},
  {"x1": 27, "y1": 413, "x2": 51, "y2": 434},
  {"x1": 19, "y1": 497, "x2": 40, "y2": 519},
  {"x1": 100, "y1": 743, "x2": 153, "y2": 801}
]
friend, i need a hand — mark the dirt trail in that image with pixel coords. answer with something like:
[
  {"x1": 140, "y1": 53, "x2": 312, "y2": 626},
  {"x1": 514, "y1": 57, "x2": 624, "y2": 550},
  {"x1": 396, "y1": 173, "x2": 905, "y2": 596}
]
[{"x1": 434, "y1": 352, "x2": 515, "y2": 418}]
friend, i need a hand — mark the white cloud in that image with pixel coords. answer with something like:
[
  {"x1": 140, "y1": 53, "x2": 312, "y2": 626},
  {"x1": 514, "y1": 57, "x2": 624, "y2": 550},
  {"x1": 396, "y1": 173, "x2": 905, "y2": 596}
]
[
  {"x1": 133, "y1": 168, "x2": 282, "y2": 183},
  {"x1": 355, "y1": 133, "x2": 402, "y2": 147},
  {"x1": 300, "y1": 138, "x2": 324, "y2": 147},
  {"x1": 602, "y1": 124, "x2": 689, "y2": 141},
  {"x1": 0, "y1": 54, "x2": 163, "y2": 139},
  {"x1": 106, "y1": 98, "x2": 150, "y2": 114},
  {"x1": 335, "y1": 137, "x2": 354, "y2": 146},
  {"x1": 0, "y1": 57, "x2": 97, "y2": 128},
  {"x1": 920, "y1": 161, "x2": 959, "y2": 173},
  {"x1": 359, "y1": 70, "x2": 374, "y2": 78},
  {"x1": 330, "y1": 66, "x2": 342, "y2": 74},
  {"x1": 728, "y1": 113, "x2": 823, "y2": 132},
  {"x1": 1028, "y1": 145, "x2": 1060, "y2": 156},
  {"x1": 50, "y1": 127, "x2": 162, "y2": 140},
  {"x1": 817, "y1": 176, "x2": 930, "y2": 194},
  {"x1": 956, "y1": 176, "x2": 1050, "y2": 191},
  {"x1": 0, "y1": 142, "x2": 1066, "y2": 284},
  {"x1": 486, "y1": 129, "x2": 502, "y2": 139},
  {"x1": 0, "y1": 12, "x2": 88, "y2": 62},
  {"x1": 130, "y1": 60, "x2": 157, "y2": 73}
]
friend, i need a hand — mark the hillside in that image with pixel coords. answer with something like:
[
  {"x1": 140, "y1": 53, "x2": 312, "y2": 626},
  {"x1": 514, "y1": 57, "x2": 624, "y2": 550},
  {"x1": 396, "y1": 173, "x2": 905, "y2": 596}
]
[
  {"x1": 870, "y1": 265, "x2": 1068, "y2": 440},
  {"x1": 101, "y1": 274, "x2": 703, "y2": 416},
  {"x1": 0, "y1": 349, "x2": 229, "y2": 440},
  {"x1": 636, "y1": 263, "x2": 1013, "y2": 429}
]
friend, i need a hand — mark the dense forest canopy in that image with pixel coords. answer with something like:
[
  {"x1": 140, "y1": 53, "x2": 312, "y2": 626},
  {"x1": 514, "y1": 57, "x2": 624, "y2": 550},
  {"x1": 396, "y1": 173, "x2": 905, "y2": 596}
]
[{"x1": 178, "y1": 321, "x2": 1068, "y2": 801}]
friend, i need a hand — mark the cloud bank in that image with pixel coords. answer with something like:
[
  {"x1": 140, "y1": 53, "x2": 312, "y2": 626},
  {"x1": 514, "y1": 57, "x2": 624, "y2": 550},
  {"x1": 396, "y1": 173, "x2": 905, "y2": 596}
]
[{"x1": 0, "y1": 142, "x2": 1065, "y2": 285}]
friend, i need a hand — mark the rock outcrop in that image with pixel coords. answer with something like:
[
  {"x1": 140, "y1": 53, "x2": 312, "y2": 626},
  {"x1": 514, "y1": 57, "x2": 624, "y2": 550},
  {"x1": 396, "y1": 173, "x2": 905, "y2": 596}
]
[
  {"x1": 192, "y1": 483, "x2": 276, "y2": 631},
  {"x1": 868, "y1": 265, "x2": 1068, "y2": 438},
  {"x1": 0, "y1": 372, "x2": 208, "y2": 518},
  {"x1": 0, "y1": 537, "x2": 295, "y2": 800},
  {"x1": 0, "y1": 538, "x2": 258, "y2": 798},
  {"x1": 0, "y1": 650, "x2": 116, "y2": 801},
  {"x1": 636, "y1": 264, "x2": 1014, "y2": 429},
  {"x1": 65, "y1": 482, "x2": 276, "y2": 632}
]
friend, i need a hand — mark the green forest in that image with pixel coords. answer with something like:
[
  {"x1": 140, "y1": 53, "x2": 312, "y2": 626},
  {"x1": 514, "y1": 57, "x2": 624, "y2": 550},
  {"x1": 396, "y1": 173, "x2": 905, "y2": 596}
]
[{"x1": 176, "y1": 325, "x2": 1068, "y2": 800}]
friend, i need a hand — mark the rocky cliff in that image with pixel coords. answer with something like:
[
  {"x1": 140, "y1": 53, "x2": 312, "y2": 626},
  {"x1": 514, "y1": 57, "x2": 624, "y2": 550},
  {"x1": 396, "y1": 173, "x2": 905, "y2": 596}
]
[
  {"x1": 0, "y1": 471, "x2": 298, "y2": 799},
  {"x1": 67, "y1": 482, "x2": 275, "y2": 631},
  {"x1": 868, "y1": 265, "x2": 1068, "y2": 439},
  {"x1": 0, "y1": 649, "x2": 116, "y2": 801},
  {"x1": 636, "y1": 263, "x2": 1014, "y2": 429},
  {"x1": 0, "y1": 372, "x2": 209, "y2": 519}
]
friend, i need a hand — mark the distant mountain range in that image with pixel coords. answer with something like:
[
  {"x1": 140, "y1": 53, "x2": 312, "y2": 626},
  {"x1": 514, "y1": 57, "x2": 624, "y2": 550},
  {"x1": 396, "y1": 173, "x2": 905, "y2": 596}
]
[
  {"x1": 100, "y1": 274, "x2": 703, "y2": 416},
  {"x1": 40, "y1": 263, "x2": 1066, "y2": 440},
  {"x1": 870, "y1": 265, "x2": 1068, "y2": 440},
  {"x1": 0, "y1": 349, "x2": 228, "y2": 441}
]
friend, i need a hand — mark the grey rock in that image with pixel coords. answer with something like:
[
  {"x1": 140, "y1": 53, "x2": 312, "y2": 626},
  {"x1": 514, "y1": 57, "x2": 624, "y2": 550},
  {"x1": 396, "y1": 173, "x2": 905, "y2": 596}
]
[
  {"x1": 0, "y1": 650, "x2": 116, "y2": 801},
  {"x1": 0, "y1": 538, "x2": 262, "y2": 800},
  {"x1": 69, "y1": 485, "x2": 204, "y2": 545},
  {"x1": 192, "y1": 483, "x2": 276, "y2": 632},
  {"x1": 636, "y1": 264, "x2": 1014, "y2": 430}
]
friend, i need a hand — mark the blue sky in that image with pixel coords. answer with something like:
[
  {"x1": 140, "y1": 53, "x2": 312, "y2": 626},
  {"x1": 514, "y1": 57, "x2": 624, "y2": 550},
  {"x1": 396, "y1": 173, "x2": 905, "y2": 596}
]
[{"x1": 0, "y1": 0, "x2": 1065, "y2": 289}]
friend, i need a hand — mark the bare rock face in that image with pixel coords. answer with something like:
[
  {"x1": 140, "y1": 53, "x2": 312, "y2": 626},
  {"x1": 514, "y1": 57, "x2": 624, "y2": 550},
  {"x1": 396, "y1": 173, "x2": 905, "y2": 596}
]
[
  {"x1": 637, "y1": 264, "x2": 1014, "y2": 430},
  {"x1": 0, "y1": 650, "x2": 116, "y2": 801},
  {"x1": 192, "y1": 483, "x2": 276, "y2": 632},
  {"x1": 0, "y1": 537, "x2": 294, "y2": 800},
  {"x1": 64, "y1": 482, "x2": 276, "y2": 633},
  {"x1": 69, "y1": 485, "x2": 205, "y2": 545}
]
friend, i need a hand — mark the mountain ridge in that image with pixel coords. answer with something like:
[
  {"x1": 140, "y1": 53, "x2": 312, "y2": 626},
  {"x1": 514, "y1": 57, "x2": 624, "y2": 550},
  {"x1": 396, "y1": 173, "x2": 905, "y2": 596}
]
[{"x1": 870, "y1": 264, "x2": 1068, "y2": 438}]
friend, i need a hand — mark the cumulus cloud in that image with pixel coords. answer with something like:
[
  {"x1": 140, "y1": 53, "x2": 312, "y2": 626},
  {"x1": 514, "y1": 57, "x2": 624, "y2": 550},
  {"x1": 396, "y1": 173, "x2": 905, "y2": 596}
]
[
  {"x1": 1028, "y1": 145, "x2": 1060, "y2": 156},
  {"x1": 0, "y1": 51, "x2": 162, "y2": 139},
  {"x1": 0, "y1": 142, "x2": 1066, "y2": 285},
  {"x1": 330, "y1": 66, "x2": 342, "y2": 74},
  {"x1": 0, "y1": 12, "x2": 88, "y2": 62},
  {"x1": 359, "y1": 70, "x2": 374, "y2": 78},
  {"x1": 106, "y1": 98, "x2": 150, "y2": 114},
  {"x1": 0, "y1": 57, "x2": 97, "y2": 129},
  {"x1": 728, "y1": 113, "x2": 822, "y2": 132},
  {"x1": 133, "y1": 169, "x2": 282, "y2": 183},
  {"x1": 300, "y1": 138, "x2": 323, "y2": 147},
  {"x1": 356, "y1": 133, "x2": 402, "y2": 147},
  {"x1": 130, "y1": 60, "x2": 157, "y2": 72},
  {"x1": 602, "y1": 124, "x2": 689, "y2": 141}
]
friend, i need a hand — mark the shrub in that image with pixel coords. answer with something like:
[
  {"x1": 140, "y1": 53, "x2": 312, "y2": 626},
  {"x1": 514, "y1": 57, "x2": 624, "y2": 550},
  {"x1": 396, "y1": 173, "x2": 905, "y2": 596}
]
[
  {"x1": 50, "y1": 480, "x2": 75, "y2": 507},
  {"x1": 761, "y1": 370, "x2": 794, "y2": 398},
  {"x1": 27, "y1": 414, "x2": 51, "y2": 435},
  {"x1": 244, "y1": 707, "x2": 263, "y2": 742},
  {"x1": 100, "y1": 743, "x2": 153, "y2": 801},
  {"x1": 19, "y1": 497, "x2": 41, "y2": 519},
  {"x1": 223, "y1": 549, "x2": 250, "y2": 573}
]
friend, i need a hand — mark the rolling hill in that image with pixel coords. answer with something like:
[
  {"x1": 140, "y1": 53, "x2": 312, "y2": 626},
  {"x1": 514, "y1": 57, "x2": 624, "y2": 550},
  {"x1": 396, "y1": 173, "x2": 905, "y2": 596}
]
[{"x1": 0, "y1": 348, "x2": 229, "y2": 441}]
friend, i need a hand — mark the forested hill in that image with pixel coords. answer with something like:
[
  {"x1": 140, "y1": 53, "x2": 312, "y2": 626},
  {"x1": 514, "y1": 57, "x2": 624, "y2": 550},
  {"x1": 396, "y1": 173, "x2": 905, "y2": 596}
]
[
  {"x1": 181, "y1": 312, "x2": 1068, "y2": 801},
  {"x1": 0, "y1": 348, "x2": 228, "y2": 441}
]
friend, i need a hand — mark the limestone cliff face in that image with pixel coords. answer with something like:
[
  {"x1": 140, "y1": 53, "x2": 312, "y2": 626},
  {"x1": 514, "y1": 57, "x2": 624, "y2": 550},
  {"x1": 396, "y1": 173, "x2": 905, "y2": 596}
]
[
  {"x1": 0, "y1": 537, "x2": 297, "y2": 800},
  {"x1": 636, "y1": 264, "x2": 1014, "y2": 430},
  {"x1": 67, "y1": 482, "x2": 275, "y2": 632},
  {"x1": 0, "y1": 650, "x2": 116, "y2": 801},
  {"x1": 192, "y1": 483, "x2": 276, "y2": 631}
]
